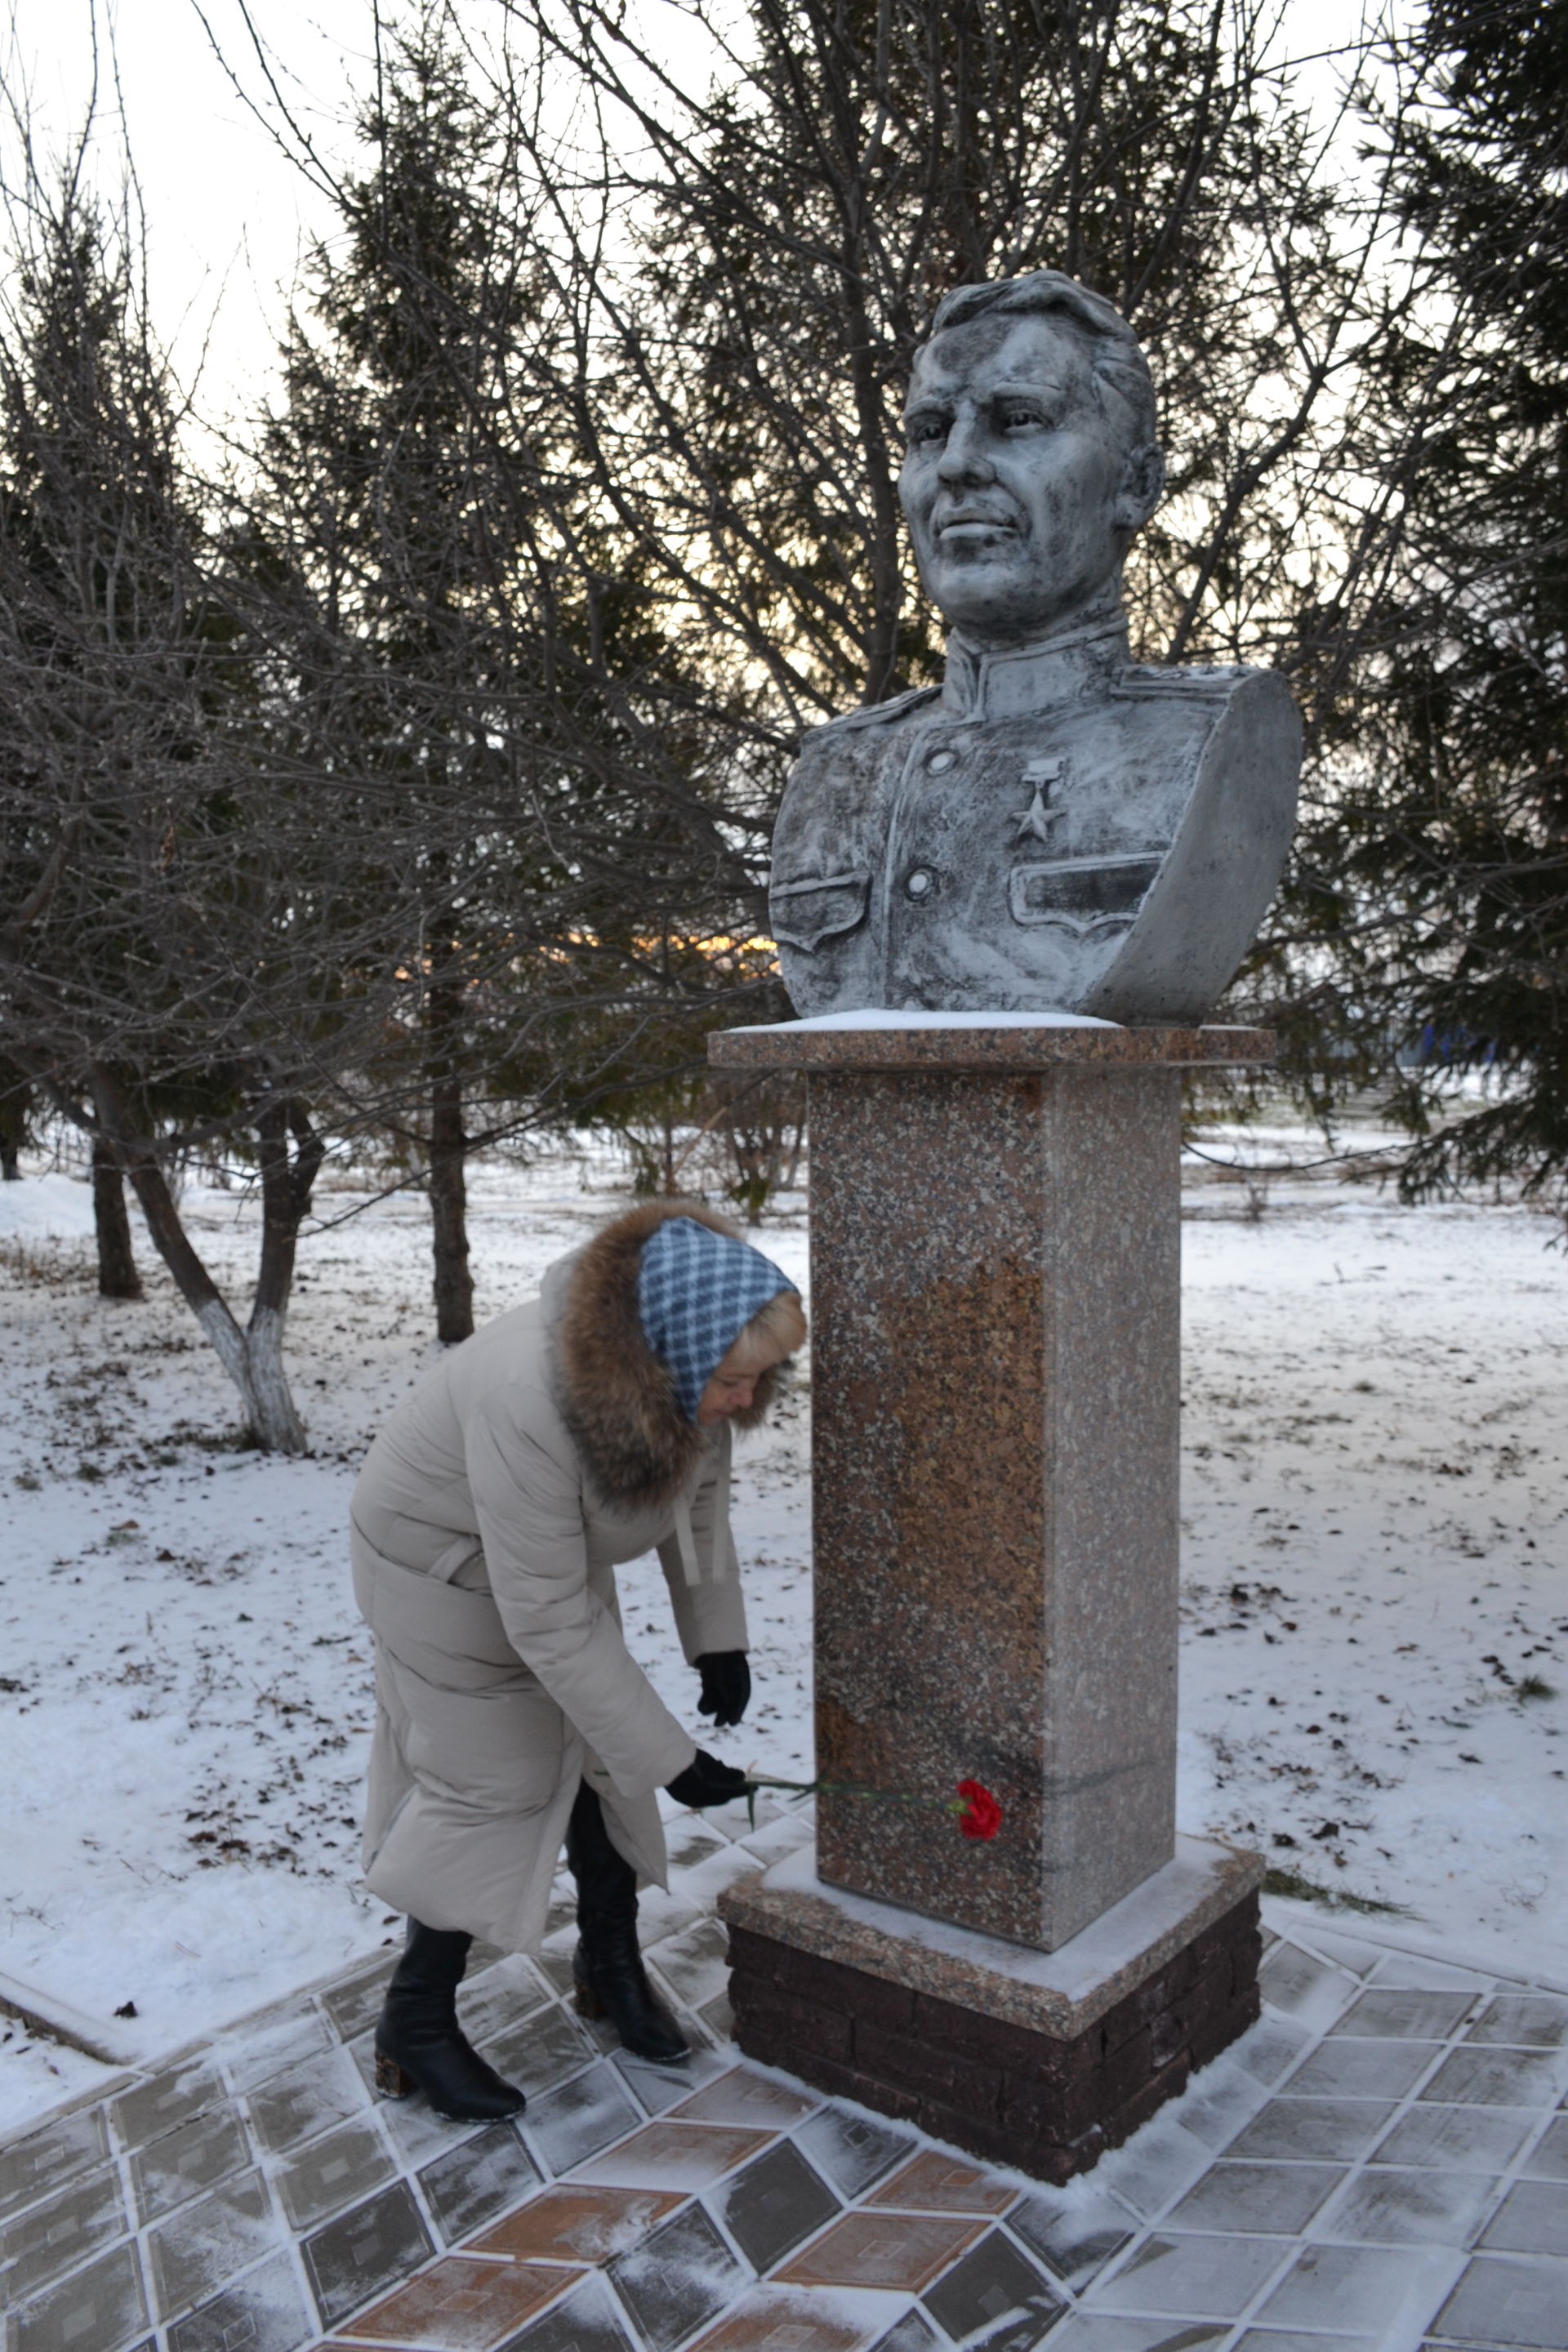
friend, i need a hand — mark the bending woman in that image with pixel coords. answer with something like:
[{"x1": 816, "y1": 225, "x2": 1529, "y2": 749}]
[{"x1": 350, "y1": 1201, "x2": 804, "y2": 2121}]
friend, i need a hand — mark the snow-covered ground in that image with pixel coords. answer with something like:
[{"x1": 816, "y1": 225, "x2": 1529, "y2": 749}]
[{"x1": 2, "y1": 1131, "x2": 1564, "y2": 2136}]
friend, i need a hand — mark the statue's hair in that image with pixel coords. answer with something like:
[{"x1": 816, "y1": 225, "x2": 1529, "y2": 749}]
[{"x1": 925, "y1": 272, "x2": 1158, "y2": 452}]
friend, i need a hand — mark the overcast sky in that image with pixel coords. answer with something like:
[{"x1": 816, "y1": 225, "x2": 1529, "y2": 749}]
[
  {"x1": 0, "y1": 0, "x2": 373, "y2": 422},
  {"x1": 2, "y1": 0, "x2": 1398, "y2": 434}
]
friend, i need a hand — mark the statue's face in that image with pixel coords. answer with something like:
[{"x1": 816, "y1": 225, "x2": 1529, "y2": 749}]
[{"x1": 899, "y1": 312, "x2": 1157, "y2": 644}]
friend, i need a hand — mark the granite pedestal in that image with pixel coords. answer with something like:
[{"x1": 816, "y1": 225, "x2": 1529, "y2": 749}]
[
  {"x1": 720, "y1": 1834, "x2": 1265, "y2": 2183},
  {"x1": 709, "y1": 1016, "x2": 1272, "y2": 2176}
]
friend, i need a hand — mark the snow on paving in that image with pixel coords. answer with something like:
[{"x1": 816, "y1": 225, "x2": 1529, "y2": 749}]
[{"x1": 1, "y1": 1136, "x2": 1564, "y2": 2136}]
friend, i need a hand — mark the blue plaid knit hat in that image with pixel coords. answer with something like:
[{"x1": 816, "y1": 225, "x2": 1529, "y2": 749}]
[{"x1": 636, "y1": 1218, "x2": 795, "y2": 1423}]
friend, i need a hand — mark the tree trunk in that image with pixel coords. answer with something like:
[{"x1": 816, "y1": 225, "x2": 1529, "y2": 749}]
[
  {"x1": 0, "y1": 1067, "x2": 27, "y2": 1178},
  {"x1": 91, "y1": 1136, "x2": 142, "y2": 1298},
  {"x1": 428, "y1": 962, "x2": 474, "y2": 1343},
  {"x1": 91, "y1": 1066, "x2": 318, "y2": 1453}
]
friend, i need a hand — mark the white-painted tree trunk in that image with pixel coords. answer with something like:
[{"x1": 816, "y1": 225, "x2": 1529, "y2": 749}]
[
  {"x1": 197, "y1": 1298, "x2": 308, "y2": 1455},
  {"x1": 96, "y1": 1069, "x2": 319, "y2": 1458}
]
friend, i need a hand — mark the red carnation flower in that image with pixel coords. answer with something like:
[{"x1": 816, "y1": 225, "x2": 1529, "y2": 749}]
[
  {"x1": 955, "y1": 1780, "x2": 1004, "y2": 1841},
  {"x1": 737, "y1": 1768, "x2": 1005, "y2": 1843}
]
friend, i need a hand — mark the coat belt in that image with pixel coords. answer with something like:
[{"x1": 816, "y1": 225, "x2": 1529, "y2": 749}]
[{"x1": 350, "y1": 1517, "x2": 527, "y2": 1691}]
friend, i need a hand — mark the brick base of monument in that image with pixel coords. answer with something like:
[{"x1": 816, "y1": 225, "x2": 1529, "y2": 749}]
[{"x1": 719, "y1": 1842, "x2": 1265, "y2": 2185}]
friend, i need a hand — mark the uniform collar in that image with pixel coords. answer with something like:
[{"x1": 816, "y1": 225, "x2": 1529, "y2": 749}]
[{"x1": 941, "y1": 613, "x2": 1129, "y2": 721}]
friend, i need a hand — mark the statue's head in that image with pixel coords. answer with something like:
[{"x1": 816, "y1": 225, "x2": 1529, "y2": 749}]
[{"x1": 899, "y1": 271, "x2": 1165, "y2": 648}]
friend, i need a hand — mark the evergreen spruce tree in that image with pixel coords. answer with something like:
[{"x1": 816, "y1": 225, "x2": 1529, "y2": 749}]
[
  {"x1": 1294, "y1": 0, "x2": 1568, "y2": 1198},
  {"x1": 0, "y1": 182, "x2": 332, "y2": 1443},
  {"x1": 251, "y1": 20, "x2": 531, "y2": 1339},
  {"x1": 250, "y1": 7, "x2": 772, "y2": 1322}
]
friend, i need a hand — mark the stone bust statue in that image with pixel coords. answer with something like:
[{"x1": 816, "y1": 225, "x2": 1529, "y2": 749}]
[{"x1": 768, "y1": 271, "x2": 1301, "y2": 1022}]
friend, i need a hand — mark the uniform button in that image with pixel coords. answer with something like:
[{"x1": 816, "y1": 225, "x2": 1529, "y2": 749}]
[
  {"x1": 926, "y1": 749, "x2": 957, "y2": 773},
  {"x1": 905, "y1": 867, "x2": 935, "y2": 900}
]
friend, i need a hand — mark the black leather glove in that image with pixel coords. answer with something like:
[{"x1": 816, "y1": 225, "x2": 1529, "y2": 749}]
[
  {"x1": 666, "y1": 1748, "x2": 750, "y2": 1810},
  {"x1": 696, "y1": 1650, "x2": 751, "y2": 1728}
]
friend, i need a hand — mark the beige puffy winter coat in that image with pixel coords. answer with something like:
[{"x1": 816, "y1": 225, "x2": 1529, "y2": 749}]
[{"x1": 351, "y1": 1202, "x2": 777, "y2": 1952}]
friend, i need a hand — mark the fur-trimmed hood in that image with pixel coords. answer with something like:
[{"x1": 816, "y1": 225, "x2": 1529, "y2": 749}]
[{"x1": 554, "y1": 1200, "x2": 789, "y2": 1512}]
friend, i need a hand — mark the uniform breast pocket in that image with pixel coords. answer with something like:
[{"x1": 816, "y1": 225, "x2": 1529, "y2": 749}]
[
  {"x1": 1008, "y1": 851, "x2": 1164, "y2": 935},
  {"x1": 770, "y1": 871, "x2": 871, "y2": 951}
]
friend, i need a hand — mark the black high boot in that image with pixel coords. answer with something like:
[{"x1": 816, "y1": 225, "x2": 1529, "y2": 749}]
[
  {"x1": 373, "y1": 1919, "x2": 526, "y2": 2121},
  {"x1": 568, "y1": 1784, "x2": 689, "y2": 2065}
]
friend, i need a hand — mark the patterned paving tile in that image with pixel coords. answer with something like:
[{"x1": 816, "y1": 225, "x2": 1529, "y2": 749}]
[
  {"x1": 701, "y1": 1993, "x2": 737, "y2": 2047},
  {"x1": 1163, "y1": 2160, "x2": 1346, "y2": 2236},
  {"x1": 688, "y1": 2286, "x2": 876, "y2": 2351},
  {"x1": 7, "y1": 2238, "x2": 149, "y2": 2352},
  {"x1": 1253, "y1": 2242, "x2": 1466, "y2": 2336},
  {"x1": 453, "y1": 1960, "x2": 556, "y2": 2053},
  {"x1": 1094, "y1": 2113, "x2": 1216, "y2": 2219},
  {"x1": 523, "y1": 2061, "x2": 645, "y2": 2179},
  {"x1": 976, "y1": 2322, "x2": 1228, "y2": 2352},
  {"x1": 1228, "y1": 2016, "x2": 1314, "y2": 2092},
  {"x1": 866, "y1": 2312, "x2": 942, "y2": 2352},
  {"x1": 1283, "y1": 2035, "x2": 1443, "y2": 2100},
  {"x1": 866, "y1": 2153, "x2": 1018, "y2": 2217},
  {"x1": 336, "y1": 2253, "x2": 581, "y2": 2348},
  {"x1": 0, "y1": 2105, "x2": 109, "y2": 2222},
  {"x1": 111, "y1": 2057, "x2": 229, "y2": 2152},
  {"x1": 774, "y1": 2212, "x2": 987, "y2": 2293},
  {"x1": 1419, "y1": 2046, "x2": 1568, "y2": 2108},
  {"x1": 644, "y1": 1915, "x2": 733, "y2": 2010},
  {"x1": 1327, "y1": 1989, "x2": 1479, "y2": 2042},
  {"x1": 1465, "y1": 1994, "x2": 1568, "y2": 2049},
  {"x1": 280, "y1": 2118, "x2": 399, "y2": 2231},
  {"x1": 1233, "y1": 2334, "x2": 1379, "y2": 2351},
  {"x1": 608, "y1": 2203, "x2": 746, "y2": 2352},
  {"x1": 1, "y1": 2160, "x2": 127, "y2": 2301},
  {"x1": 303, "y1": 2180, "x2": 435, "y2": 2330},
  {"x1": 131, "y1": 2104, "x2": 253, "y2": 2222},
  {"x1": 1084, "y1": 2232, "x2": 1291, "y2": 2319},
  {"x1": 719, "y1": 2140, "x2": 842, "y2": 2273},
  {"x1": 1481, "y1": 2181, "x2": 1568, "y2": 2259},
  {"x1": 793, "y1": 2107, "x2": 915, "y2": 2201},
  {"x1": 1524, "y1": 2118, "x2": 1568, "y2": 2181},
  {"x1": 1310, "y1": 2163, "x2": 1501, "y2": 2249},
  {"x1": 1169, "y1": 2056, "x2": 1273, "y2": 2154},
  {"x1": 611, "y1": 2042, "x2": 733, "y2": 2114},
  {"x1": 376, "y1": 2099, "x2": 488, "y2": 2174},
  {"x1": 920, "y1": 2226, "x2": 1064, "y2": 2346},
  {"x1": 11, "y1": 1902, "x2": 1568, "y2": 2352},
  {"x1": 471, "y1": 2183, "x2": 685, "y2": 2264},
  {"x1": 670, "y1": 2066, "x2": 819, "y2": 2131},
  {"x1": 477, "y1": 2004, "x2": 598, "y2": 2100},
  {"x1": 164, "y1": 2251, "x2": 315, "y2": 2352},
  {"x1": 416, "y1": 2125, "x2": 540, "y2": 2246},
  {"x1": 1224, "y1": 2097, "x2": 1401, "y2": 2163},
  {"x1": 146, "y1": 2167, "x2": 283, "y2": 2320},
  {"x1": 1428, "y1": 2252, "x2": 1568, "y2": 2348},
  {"x1": 1003, "y1": 2192, "x2": 1135, "y2": 2290},
  {"x1": 501, "y1": 2268, "x2": 638, "y2": 2352},
  {"x1": 1335, "y1": 2154, "x2": 1504, "y2": 2248},
  {"x1": 322, "y1": 1958, "x2": 400, "y2": 2045},
  {"x1": 1371, "y1": 2100, "x2": 1539, "y2": 2173},
  {"x1": 1256, "y1": 1944, "x2": 1357, "y2": 2026},
  {"x1": 219, "y1": 1999, "x2": 336, "y2": 2095},
  {"x1": 577, "y1": 2118, "x2": 777, "y2": 2189},
  {"x1": 251, "y1": 2048, "x2": 372, "y2": 2154}
]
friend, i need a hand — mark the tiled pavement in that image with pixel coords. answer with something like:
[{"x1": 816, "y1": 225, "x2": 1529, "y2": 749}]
[{"x1": 4, "y1": 1802, "x2": 1568, "y2": 2352}]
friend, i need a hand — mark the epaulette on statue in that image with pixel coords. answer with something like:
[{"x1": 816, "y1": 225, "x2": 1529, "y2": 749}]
[
  {"x1": 1111, "y1": 662, "x2": 1252, "y2": 704},
  {"x1": 800, "y1": 684, "x2": 942, "y2": 742}
]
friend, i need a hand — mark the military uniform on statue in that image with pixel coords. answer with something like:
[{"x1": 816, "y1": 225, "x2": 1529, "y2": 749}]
[{"x1": 771, "y1": 604, "x2": 1297, "y2": 1022}]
